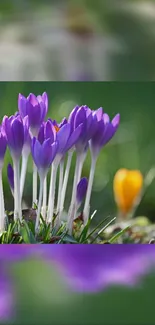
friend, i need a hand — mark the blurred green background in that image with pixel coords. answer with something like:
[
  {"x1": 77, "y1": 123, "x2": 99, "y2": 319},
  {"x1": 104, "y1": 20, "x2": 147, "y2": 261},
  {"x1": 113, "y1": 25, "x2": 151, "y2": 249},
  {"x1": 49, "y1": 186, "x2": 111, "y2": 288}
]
[
  {"x1": 9, "y1": 258, "x2": 155, "y2": 325},
  {"x1": 0, "y1": 0, "x2": 154, "y2": 81},
  {"x1": 1, "y1": 82, "x2": 155, "y2": 223}
]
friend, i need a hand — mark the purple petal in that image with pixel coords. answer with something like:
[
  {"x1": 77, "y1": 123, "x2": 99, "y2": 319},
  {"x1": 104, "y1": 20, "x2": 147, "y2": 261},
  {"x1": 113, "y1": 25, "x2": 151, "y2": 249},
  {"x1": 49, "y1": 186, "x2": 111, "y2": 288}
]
[
  {"x1": 18, "y1": 94, "x2": 27, "y2": 118},
  {"x1": 76, "y1": 177, "x2": 88, "y2": 204},
  {"x1": 45, "y1": 120, "x2": 56, "y2": 143},
  {"x1": 74, "y1": 107, "x2": 86, "y2": 130},
  {"x1": 57, "y1": 123, "x2": 71, "y2": 154},
  {"x1": 68, "y1": 106, "x2": 79, "y2": 133},
  {"x1": 43, "y1": 245, "x2": 155, "y2": 292},
  {"x1": 112, "y1": 113, "x2": 120, "y2": 129},
  {"x1": 40, "y1": 139, "x2": 54, "y2": 169},
  {"x1": 31, "y1": 138, "x2": 42, "y2": 169},
  {"x1": 0, "y1": 132, "x2": 7, "y2": 161},
  {"x1": 65, "y1": 124, "x2": 82, "y2": 151},
  {"x1": 95, "y1": 107, "x2": 104, "y2": 121}
]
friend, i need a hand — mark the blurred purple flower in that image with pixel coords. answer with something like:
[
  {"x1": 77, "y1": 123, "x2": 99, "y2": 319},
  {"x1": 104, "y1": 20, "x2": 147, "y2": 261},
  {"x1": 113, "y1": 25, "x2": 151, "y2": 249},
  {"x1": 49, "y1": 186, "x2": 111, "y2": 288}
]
[{"x1": 1, "y1": 245, "x2": 155, "y2": 289}]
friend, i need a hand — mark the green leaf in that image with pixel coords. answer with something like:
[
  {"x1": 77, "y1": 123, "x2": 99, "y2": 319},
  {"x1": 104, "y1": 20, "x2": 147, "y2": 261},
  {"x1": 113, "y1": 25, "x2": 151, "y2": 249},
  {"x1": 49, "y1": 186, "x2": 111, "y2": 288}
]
[
  {"x1": 61, "y1": 234, "x2": 78, "y2": 243},
  {"x1": 109, "y1": 225, "x2": 130, "y2": 243},
  {"x1": 79, "y1": 210, "x2": 97, "y2": 243},
  {"x1": 91, "y1": 217, "x2": 116, "y2": 243},
  {"x1": 20, "y1": 220, "x2": 37, "y2": 244}
]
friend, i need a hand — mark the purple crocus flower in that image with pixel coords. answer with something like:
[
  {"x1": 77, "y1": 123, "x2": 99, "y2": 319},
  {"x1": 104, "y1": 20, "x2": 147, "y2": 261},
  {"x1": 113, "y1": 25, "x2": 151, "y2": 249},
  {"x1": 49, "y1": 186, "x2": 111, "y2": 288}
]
[
  {"x1": 71, "y1": 105, "x2": 98, "y2": 153},
  {"x1": 38, "y1": 120, "x2": 56, "y2": 145},
  {"x1": 31, "y1": 138, "x2": 58, "y2": 178},
  {"x1": 90, "y1": 113, "x2": 120, "y2": 157},
  {"x1": 3, "y1": 115, "x2": 24, "y2": 160},
  {"x1": 76, "y1": 177, "x2": 88, "y2": 205},
  {"x1": 18, "y1": 92, "x2": 48, "y2": 135}
]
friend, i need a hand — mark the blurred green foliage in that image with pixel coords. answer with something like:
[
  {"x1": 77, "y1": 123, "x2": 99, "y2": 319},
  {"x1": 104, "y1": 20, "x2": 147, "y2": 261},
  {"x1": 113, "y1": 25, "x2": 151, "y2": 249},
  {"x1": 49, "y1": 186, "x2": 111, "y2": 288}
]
[{"x1": 1, "y1": 82, "x2": 155, "y2": 223}]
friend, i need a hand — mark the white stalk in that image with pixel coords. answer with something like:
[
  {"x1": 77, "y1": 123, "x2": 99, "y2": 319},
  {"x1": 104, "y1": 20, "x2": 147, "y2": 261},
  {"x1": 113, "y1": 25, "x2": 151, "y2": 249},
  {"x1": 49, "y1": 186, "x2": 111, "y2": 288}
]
[
  {"x1": 20, "y1": 154, "x2": 28, "y2": 200},
  {"x1": 13, "y1": 159, "x2": 22, "y2": 222},
  {"x1": 35, "y1": 175, "x2": 44, "y2": 234},
  {"x1": 83, "y1": 155, "x2": 97, "y2": 225},
  {"x1": 59, "y1": 150, "x2": 73, "y2": 217},
  {"x1": 0, "y1": 168, "x2": 5, "y2": 233},
  {"x1": 32, "y1": 161, "x2": 38, "y2": 207},
  {"x1": 67, "y1": 153, "x2": 83, "y2": 234},
  {"x1": 41, "y1": 177, "x2": 47, "y2": 220},
  {"x1": 47, "y1": 162, "x2": 58, "y2": 224},
  {"x1": 56, "y1": 159, "x2": 64, "y2": 214}
]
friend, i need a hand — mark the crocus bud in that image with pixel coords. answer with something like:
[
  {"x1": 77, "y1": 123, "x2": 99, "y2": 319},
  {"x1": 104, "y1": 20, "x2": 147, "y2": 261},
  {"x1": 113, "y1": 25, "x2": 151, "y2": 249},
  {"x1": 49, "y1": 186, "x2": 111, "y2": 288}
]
[
  {"x1": 113, "y1": 168, "x2": 143, "y2": 215},
  {"x1": 7, "y1": 164, "x2": 14, "y2": 193},
  {"x1": 76, "y1": 177, "x2": 88, "y2": 205}
]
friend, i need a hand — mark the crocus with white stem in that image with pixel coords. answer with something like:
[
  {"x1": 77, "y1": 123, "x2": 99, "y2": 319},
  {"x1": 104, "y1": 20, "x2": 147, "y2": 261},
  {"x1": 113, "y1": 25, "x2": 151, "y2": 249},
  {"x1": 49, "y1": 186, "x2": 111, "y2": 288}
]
[
  {"x1": 67, "y1": 105, "x2": 98, "y2": 233},
  {"x1": 18, "y1": 92, "x2": 48, "y2": 206},
  {"x1": 38, "y1": 120, "x2": 57, "y2": 220},
  {"x1": 3, "y1": 115, "x2": 24, "y2": 222},
  {"x1": 0, "y1": 130, "x2": 7, "y2": 232},
  {"x1": 20, "y1": 116, "x2": 31, "y2": 200},
  {"x1": 47, "y1": 120, "x2": 82, "y2": 226},
  {"x1": 83, "y1": 112, "x2": 120, "y2": 225},
  {"x1": 31, "y1": 137, "x2": 58, "y2": 233}
]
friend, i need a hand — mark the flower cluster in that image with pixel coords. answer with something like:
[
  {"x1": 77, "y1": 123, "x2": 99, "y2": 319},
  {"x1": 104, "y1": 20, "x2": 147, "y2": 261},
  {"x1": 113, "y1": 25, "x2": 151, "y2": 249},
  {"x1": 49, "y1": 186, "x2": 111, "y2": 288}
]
[{"x1": 0, "y1": 92, "x2": 120, "y2": 235}]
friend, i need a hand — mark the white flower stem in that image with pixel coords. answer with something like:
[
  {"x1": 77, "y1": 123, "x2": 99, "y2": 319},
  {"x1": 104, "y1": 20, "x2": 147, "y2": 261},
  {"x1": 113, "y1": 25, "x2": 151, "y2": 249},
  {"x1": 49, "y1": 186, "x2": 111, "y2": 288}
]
[
  {"x1": 59, "y1": 151, "x2": 73, "y2": 216},
  {"x1": 56, "y1": 159, "x2": 64, "y2": 215},
  {"x1": 41, "y1": 177, "x2": 47, "y2": 220},
  {"x1": 0, "y1": 168, "x2": 5, "y2": 232},
  {"x1": 47, "y1": 163, "x2": 58, "y2": 224},
  {"x1": 13, "y1": 159, "x2": 22, "y2": 222},
  {"x1": 83, "y1": 155, "x2": 97, "y2": 225},
  {"x1": 20, "y1": 154, "x2": 28, "y2": 200},
  {"x1": 35, "y1": 175, "x2": 44, "y2": 234},
  {"x1": 67, "y1": 153, "x2": 84, "y2": 234},
  {"x1": 32, "y1": 161, "x2": 38, "y2": 207}
]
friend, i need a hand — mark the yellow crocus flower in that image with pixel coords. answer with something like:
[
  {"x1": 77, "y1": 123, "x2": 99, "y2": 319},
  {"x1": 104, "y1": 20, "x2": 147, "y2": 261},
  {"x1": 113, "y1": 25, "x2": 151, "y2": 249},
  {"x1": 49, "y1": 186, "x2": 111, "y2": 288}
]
[{"x1": 113, "y1": 168, "x2": 143, "y2": 215}]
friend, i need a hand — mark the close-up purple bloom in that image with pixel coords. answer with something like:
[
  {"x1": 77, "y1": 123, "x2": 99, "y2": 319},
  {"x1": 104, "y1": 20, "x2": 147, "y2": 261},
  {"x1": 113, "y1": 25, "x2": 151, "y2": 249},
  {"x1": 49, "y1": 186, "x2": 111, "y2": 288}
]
[{"x1": 18, "y1": 92, "x2": 48, "y2": 135}]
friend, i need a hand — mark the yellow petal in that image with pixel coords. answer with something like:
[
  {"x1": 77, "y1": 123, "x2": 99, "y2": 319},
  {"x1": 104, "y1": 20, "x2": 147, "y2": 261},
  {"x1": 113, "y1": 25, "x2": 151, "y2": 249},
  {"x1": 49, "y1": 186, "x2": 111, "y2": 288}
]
[{"x1": 113, "y1": 168, "x2": 143, "y2": 214}]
